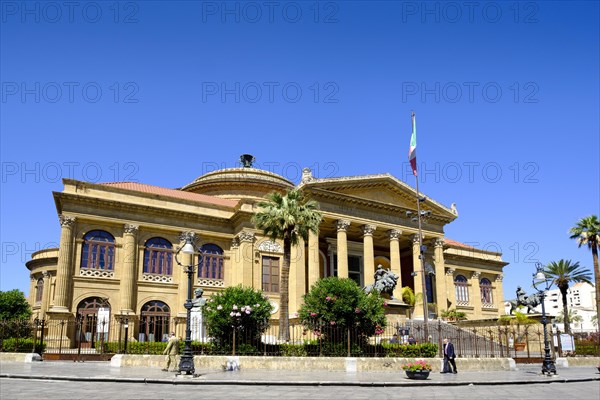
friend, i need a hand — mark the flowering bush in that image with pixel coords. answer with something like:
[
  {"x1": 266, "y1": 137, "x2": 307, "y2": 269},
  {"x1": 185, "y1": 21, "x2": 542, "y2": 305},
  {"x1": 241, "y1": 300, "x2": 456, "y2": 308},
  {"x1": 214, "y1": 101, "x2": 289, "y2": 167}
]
[
  {"x1": 299, "y1": 277, "x2": 386, "y2": 339},
  {"x1": 202, "y1": 285, "x2": 272, "y2": 346},
  {"x1": 401, "y1": 360, "x2": 433, "y2": 372}
]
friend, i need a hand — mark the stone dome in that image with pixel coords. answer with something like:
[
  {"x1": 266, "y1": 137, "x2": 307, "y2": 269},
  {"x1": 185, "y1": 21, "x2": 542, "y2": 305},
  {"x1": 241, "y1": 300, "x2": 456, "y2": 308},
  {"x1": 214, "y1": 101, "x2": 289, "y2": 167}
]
[{"x1": 181, "y1": 167, "x2": 294, "y2": 200}]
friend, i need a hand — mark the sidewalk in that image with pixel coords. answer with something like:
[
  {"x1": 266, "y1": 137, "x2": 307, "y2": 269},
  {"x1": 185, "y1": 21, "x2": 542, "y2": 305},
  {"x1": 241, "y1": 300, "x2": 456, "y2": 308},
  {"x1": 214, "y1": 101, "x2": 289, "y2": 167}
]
[{"x1": 1, "y1": 361, "x2": 599, "y2": 386}]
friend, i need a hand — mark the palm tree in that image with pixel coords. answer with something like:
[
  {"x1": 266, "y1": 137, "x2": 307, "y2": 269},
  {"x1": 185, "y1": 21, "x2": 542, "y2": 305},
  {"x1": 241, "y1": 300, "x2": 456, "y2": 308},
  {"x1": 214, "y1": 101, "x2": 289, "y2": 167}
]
[
  {"x1": 252, "y1": 189, "x2": 322, "y2": 341},
  {"x1": 544, "y1": 259, "x2": 592, "y2": 335},
  {"x1": 555, "y1": 309, "x2": 584, "y2": 332},
  {"x1": 569, "y1": 215, "x2": 600, "y2": 330}
]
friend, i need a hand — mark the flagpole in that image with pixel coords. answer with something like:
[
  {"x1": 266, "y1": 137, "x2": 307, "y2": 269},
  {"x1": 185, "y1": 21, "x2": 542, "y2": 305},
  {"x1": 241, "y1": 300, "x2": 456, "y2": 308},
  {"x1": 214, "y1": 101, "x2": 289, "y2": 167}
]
[{"x1": 411, "y1": 111, "x2": 430, "y2": 341}]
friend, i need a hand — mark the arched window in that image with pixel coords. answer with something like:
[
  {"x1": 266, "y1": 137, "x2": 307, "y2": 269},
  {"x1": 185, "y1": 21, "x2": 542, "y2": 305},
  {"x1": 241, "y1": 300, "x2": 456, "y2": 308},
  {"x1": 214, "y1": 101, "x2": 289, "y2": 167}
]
[
  {"x1": 139, "y1": 301, "x2": 170, "y2": 343},
  {"x1": 198, "y1": 244, "x2": 224, "y2": 280},
  {"x1": 35, "y1": 278, "x2": 44, "y2": 304},
  {"x1": 143, "y1": 237, "x2": 173, "y2": 275},
  {"x1": 454, "y1": 275, "x2": 469, "y2": 305},
  {"x1": 81, "y1": 230, "x2": 115, "y2": 270},
  {"x1": 76, "y1": 297, "x2": 111, "y2": 348},
  {"x1": 480, "y1": 278, "x2": 493, "y2": 307}
]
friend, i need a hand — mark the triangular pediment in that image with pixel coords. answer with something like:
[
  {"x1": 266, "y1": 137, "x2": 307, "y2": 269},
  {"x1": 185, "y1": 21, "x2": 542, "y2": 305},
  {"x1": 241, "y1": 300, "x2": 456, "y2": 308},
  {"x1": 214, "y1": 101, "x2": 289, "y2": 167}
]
[{"x1": 299, "y1": 174, "x2": 457, "y2": 222}]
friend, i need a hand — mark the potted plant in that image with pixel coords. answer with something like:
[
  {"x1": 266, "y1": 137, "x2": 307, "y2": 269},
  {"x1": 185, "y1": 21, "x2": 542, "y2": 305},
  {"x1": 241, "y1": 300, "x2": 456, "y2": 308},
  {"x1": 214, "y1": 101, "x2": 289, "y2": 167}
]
[
  {"x1": 401, "y1": 360, "x2": 433, "y2": 380},
  {"x1": 441, "y1": 308, "x2": 467, "y2": 322}
]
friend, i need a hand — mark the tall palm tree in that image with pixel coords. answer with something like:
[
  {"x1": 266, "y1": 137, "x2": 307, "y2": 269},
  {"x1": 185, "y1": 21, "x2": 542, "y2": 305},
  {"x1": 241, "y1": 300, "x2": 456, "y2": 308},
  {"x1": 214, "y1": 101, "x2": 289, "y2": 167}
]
[
  {"x1": 569, "y1": 215, "x2": 600, "y2": 329},
  {"x1": 252, "y1": 189, "x2": 322, "y2": 341},
  {"x1": 544, "y1": 259, "x2": 592, "y2": 335}
]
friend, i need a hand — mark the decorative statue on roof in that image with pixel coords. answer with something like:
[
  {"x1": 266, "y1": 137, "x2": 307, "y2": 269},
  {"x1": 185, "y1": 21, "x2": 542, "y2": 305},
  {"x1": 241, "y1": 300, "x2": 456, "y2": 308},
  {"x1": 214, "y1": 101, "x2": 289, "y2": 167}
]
[
  {"x1": 364, "y1": 264, "x2": 399, "y2": 299},
  {"x1": 240, "y1": 154, "x2": 255, "y2": 168}
]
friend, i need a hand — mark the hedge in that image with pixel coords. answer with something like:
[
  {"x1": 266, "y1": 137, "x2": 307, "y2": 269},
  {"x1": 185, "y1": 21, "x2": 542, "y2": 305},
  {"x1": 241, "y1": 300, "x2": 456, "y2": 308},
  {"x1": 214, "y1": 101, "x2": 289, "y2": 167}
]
[{"x1": 1, "y1": 337, "x2": 45, "y2": 353}]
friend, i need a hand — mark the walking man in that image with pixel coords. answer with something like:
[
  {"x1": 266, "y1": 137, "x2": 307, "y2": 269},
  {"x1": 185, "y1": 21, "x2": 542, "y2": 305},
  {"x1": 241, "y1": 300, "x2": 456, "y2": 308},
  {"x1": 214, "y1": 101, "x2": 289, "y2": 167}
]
[
  {"x1": 162, "y1": 332, "x2": 179, "y2": 372},
  {"x1": 442, "y1": 337, "x2": 457, "y2": 374}
]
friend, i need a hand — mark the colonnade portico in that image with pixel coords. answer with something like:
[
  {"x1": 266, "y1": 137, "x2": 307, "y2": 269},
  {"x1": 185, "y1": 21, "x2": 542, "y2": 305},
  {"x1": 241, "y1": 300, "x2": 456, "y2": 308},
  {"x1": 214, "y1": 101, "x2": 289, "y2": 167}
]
[{"x1": 305, "y1": 217, "x2": 446, "y2": 313}]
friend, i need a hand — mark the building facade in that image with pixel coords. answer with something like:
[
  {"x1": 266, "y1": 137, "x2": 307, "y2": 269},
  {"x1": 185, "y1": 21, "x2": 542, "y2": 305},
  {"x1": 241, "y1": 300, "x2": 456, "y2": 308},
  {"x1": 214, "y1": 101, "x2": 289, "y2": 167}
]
[
  {"x1": 542, "y1": 282, "x2": 598, "y2": 334},
  {"x1": 26, "y1": 162, "x2": 508, "y2": 344}
]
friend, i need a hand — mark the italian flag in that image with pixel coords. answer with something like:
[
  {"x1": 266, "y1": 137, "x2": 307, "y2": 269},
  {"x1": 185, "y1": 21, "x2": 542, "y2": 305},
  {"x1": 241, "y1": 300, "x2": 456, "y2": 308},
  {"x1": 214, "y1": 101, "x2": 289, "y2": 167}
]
[{"x1": 408, "y1": 113, "x2": 417, "y2": 176}]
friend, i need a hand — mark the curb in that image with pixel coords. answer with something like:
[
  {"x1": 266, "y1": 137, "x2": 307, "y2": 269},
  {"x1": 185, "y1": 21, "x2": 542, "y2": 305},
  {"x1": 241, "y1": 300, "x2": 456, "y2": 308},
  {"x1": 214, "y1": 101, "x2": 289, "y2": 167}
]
[{"x1": 2, "y1": 373, "x2": 599, "y2": 387}]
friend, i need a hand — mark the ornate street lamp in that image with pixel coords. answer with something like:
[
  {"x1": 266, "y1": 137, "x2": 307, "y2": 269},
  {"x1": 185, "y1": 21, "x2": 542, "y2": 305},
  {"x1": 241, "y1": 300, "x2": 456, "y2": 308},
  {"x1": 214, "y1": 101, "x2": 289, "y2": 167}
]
[
  {"x1": 532, "y1": 262, "x2": 557, "y2": 375},
  {"x1": 174, "y1": 232, "x2": 202, "y2": 376}
]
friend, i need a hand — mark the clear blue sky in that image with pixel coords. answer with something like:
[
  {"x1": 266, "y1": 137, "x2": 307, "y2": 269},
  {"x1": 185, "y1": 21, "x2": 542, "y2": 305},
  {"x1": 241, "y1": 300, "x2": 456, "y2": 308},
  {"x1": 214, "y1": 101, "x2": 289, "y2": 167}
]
[{"x1": 1, "y1": 1, "x2": 599, "y2": 303}]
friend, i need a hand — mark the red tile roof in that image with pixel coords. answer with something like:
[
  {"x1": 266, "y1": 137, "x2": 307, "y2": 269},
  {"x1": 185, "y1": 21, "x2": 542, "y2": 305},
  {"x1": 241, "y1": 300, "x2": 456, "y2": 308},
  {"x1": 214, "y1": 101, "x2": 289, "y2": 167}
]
[
  {"x1": 444, "y1": 238, "x2": 477, "y2": 249},
  {"x1": 100, "y1": 182, "x2": 238, "y2": 207}
]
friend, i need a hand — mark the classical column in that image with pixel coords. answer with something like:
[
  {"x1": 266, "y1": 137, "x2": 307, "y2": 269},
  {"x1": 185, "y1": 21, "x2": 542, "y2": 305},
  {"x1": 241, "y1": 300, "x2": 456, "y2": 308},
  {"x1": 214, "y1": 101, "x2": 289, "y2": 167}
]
[
  {"x1": 388, "y1": 229, "x2": 402, "y2": 299},
  {"x1": 411, "y1": 234, "x2": 424, "y2": 318},
  {"x1": 28, "y1": 277, "x2": 36, "y2": 308},
  {"x1": 362, "y1": 225, "x2": 376, "y2": 287},
  {"x1": 229, "y1": 237, "x2": 241, "y2": 285},
  {"x1": 494, "y1": 274, "x2": 504, "y2": 309},
  {"x1": 40, "y1": 271, "x2": 51, "y2": 318},
  {"x1": 238, "y1": 232, "x2": 255, "y2": 287},
  {"x1": 51, "y1": 215, "x2": 76, "y2": 312},
  {"x1": 471, "y1": 271, "x2": 482, "y2": 318},
  {"x1": 445, "y1": 268, "x2": 456, "y2": 308},
  {"x1": 290, "y1": 237, "x2": 306, "y2": 314},
  {"x1": 336, "y1": 220, "x2": 351, "y2": 278},
  {"x1": 433, "y1": 238, "x2": 447, "y2": 312},
  {"x1": 307, "y1": 230, "x2": 320, "y2": 288},
  {"x1": 119, "y1": 224, "x2": 138, "y2": 314}
]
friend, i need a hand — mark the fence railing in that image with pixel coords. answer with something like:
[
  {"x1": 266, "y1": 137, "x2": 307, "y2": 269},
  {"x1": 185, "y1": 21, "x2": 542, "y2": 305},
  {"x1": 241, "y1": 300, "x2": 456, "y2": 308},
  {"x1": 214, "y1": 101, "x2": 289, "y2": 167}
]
[{"x1": 2, "y1": 318, "x2": 598, "y2": 358}]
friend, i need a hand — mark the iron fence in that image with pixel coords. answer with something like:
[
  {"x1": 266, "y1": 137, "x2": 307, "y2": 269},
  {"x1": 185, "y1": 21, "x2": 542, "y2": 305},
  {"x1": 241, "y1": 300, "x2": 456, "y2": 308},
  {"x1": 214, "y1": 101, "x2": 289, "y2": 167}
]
[{"x1": 2, "y1": 318, "x2": 597, "y2": 359}]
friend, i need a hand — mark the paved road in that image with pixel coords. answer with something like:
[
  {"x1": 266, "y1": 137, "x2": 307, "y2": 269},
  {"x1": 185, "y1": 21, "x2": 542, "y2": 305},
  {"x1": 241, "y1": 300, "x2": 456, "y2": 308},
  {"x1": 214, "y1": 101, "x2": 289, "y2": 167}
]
[
  {"x1": 1, "y1": 361, "x2": 599, "y2": 399},
  {"x1": 1, "y1": 378, "x2": 599, "y2": 399}
]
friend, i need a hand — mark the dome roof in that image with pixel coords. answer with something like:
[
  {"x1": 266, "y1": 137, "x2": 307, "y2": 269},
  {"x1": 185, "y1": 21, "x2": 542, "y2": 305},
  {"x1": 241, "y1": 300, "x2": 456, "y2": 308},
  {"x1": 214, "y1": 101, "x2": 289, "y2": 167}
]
[{"x1": 181, "y1": 167, "x2": 294, "y2": 200}]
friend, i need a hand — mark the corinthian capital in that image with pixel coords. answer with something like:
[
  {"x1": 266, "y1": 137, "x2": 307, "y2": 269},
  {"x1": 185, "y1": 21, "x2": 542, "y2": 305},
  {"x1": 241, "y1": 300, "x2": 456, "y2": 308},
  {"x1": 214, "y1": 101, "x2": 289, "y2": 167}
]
[
  {"x1": 336, "y1": 219, "x2": 351, "y2": 232},
  {"x1": 59, "y1": 215, "x2": 76, "y2": 227},
  {"x1": 388, "y1": 229, "x2": 401, "y2": 240},
  {"x1": 362, "y1": 224, "x2": 376, "y2": 236},
  {"x1": 124, "y1": 224, "x2": 139, "y2": 235},
  {"x1": 238, "y1": 231, "x2": 255, "y2": 243}
]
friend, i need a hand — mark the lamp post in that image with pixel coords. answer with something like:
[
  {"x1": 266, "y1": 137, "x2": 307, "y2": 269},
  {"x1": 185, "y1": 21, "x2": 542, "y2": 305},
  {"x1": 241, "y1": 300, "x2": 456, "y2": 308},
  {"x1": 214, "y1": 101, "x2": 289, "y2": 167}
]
[
  {"x1": 532, "y1": 262, "x2": 557, "y2": 375},
  {"x1": 123, "y1": 319, "x2": 129, "y2": 355},
  {"x1": 174, "y1": 232, "x2": 201, "y2": 375}
]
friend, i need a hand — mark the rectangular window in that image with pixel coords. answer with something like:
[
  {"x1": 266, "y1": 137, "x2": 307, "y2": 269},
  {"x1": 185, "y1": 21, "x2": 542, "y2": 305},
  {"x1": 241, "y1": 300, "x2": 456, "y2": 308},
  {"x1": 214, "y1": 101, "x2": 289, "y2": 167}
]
[
  {"x1": 198, "y1": 254, "x2": 224, "y2": 280},
  {"x1": 83, "y1": 242, "x2": 115, "y2": 270},
  {"x1": 332, "y1": 254, "x2": 363, "y2": 285},
  {"x1": 348, "y1": 255, "x2": 362, "y2": 287},
  {"x1": 262, "y1": 256, "x2": 279, "y2": 292},
  {"x1": 143, "y1": 249, "x2": 173, "y2": 275}
]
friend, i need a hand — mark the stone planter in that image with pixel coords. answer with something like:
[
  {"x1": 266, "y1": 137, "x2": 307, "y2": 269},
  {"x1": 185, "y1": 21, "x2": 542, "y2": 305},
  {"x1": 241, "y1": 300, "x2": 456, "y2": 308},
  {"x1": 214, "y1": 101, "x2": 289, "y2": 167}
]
[{"x1": 405, "y1": 370, "x2": 431, "y2": 380}]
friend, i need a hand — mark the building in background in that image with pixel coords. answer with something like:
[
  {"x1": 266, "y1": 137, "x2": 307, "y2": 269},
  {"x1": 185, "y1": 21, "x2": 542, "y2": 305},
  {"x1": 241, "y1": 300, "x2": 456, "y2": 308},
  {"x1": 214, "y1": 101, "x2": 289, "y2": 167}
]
[{"x1": 544, "y1": 282, "x2": 597, "y2": 334}]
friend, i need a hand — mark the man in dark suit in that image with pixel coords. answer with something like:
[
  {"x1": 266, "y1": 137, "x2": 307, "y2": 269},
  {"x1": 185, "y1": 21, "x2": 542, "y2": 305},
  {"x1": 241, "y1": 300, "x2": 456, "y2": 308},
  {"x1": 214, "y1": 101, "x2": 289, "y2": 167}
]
[{"x1": 441, "y1": 337, "x2": 457, "y2": 374}]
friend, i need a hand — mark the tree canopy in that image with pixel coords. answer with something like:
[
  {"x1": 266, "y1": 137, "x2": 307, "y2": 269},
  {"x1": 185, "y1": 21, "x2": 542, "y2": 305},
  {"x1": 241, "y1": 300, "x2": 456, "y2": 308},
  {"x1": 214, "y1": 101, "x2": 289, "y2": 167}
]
[
  {"x1": 0, "y1": 290, "x2": 32, "y2": 320},
  {"x1": 299, "y1": 277, "x2": 387, "y2": 339}
]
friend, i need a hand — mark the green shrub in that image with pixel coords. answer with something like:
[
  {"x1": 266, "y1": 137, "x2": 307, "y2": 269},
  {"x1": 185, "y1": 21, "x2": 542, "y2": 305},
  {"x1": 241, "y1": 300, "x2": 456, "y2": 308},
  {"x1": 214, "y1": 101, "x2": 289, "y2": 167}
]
[
  {"x1": 202, "y1": 286, "x2": 272, "y2": 347},
  {"x1": 280, "y1": 343, "x2": 307, "y2": 357},
  {"x1": 574, "y1": 340, "x2": 600, "y2": 356},
  {"x1": 124, "y1": 341, "x2": 169, "y2": 355},
  {"x1": 0, "y1": 320, "x2": 33, "y2": 340},
  {"x1": 1, "y1": 337, "x2": 45, "y2": 353},
  {"x1": 299, "y1": 277, "x2": 386, "y2": 340},
  {"x1": 382, "y1": 342, "x2": 438, "y2": 357}
]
